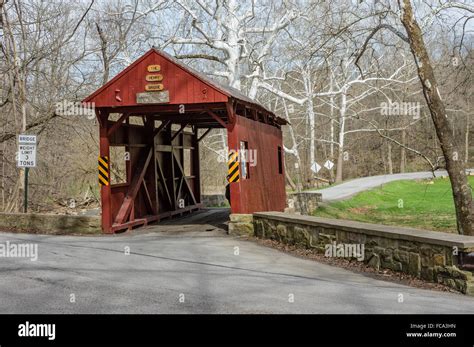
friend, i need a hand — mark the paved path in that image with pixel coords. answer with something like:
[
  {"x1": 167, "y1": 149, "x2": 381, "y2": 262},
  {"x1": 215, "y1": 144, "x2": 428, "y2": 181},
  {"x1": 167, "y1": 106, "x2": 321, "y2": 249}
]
[
  {"x1": 1, "y1": 209, "x2": 473, "y2": 314},
  {"x1": 312, "y1": 170, "x2": 455, "y2": 202}
]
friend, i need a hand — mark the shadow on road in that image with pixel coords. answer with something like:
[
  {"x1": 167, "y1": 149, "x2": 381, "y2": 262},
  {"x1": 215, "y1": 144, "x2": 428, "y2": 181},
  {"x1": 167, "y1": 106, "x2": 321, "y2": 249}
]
[{"x1": 151, "y1": 208, "x2": 230, "y2": 232}]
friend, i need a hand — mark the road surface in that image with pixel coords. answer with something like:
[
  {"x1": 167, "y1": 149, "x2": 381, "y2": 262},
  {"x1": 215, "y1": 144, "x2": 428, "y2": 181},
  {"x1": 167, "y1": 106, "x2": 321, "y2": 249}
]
[
  {"x1": 312, "y1": 170, "x2": 458, "y2": 202},
  {"x1": 1, "y1": 209, "x2": 473, "y2": 314}
]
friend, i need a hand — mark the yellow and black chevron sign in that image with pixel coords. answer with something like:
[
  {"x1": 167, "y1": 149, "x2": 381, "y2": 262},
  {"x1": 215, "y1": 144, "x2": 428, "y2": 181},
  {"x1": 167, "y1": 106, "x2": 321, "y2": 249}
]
[
  {"x1": 98, "y1": 156, "x2": 109, "y2": 186},
  {"x1": 227, "y1": 151, "x2": 239, "y2": 183}
]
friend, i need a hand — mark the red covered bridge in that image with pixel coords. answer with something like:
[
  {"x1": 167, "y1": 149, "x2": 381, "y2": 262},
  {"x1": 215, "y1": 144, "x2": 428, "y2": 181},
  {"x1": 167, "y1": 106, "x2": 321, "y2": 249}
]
[{"x1": 83, "y1": 48, "x2": 287, "y2": 233}]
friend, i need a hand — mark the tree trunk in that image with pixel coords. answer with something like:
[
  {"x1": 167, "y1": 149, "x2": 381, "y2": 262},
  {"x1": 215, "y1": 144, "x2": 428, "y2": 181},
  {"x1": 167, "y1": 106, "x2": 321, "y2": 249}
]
[
  {"x1": 96, "y1": 23, "x2": 110, "y2": 85},
  {"x1": 329, "y1": 75, "x2": 335, "y2": 182},
  {"x1": 387, "y1": 141, "x2": 393, "y2": 175},
  {"x1": 335, "y1": 92, "x2": 347, "y2": 183},
  {"x1": 1, "y1": 143, "x2": 5, "y2": 210},
  {"x1": 2, "y1": 2, "x2": 27, "y2": 212},
  {"x1": 465, "y1": 113, "x2": 470, "y2": 164},
  {"x1": 282, "y1": 98, "x2": 303, "y2": 191},
  {"x1": 284, "y1": 162, "x2": 297, "y2": 191},
  {"x1": 399, "y1": 0, "x2": 474, "y2": 235},
  {"x1": 303, "y1": 70, "x2": 316, "y2": 167},
  {"x1": 400, "y1": 129, "x2": 406, "y2": 173},
  {"x1": 335, "y1": 147, "x2": 344, "y2": 183}
]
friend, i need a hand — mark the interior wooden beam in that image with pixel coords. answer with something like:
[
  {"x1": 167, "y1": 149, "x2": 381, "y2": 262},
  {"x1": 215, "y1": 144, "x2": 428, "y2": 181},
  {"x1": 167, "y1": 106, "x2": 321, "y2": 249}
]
[{"x1": 107, "y1": 113, "x2": 130, "y2": 136}]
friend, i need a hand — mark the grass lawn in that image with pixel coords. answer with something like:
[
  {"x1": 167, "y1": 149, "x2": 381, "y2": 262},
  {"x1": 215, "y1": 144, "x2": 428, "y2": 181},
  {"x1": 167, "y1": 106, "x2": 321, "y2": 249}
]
[{"x1": 313, "y1": 176, "x2": 474, "y2": 233}]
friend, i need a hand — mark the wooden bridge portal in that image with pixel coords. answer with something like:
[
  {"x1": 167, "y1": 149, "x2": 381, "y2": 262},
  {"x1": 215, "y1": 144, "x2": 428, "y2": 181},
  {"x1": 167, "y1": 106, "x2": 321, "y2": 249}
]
[{"x1": 83, "y1": 48, "x2": 287, "y2": 233}]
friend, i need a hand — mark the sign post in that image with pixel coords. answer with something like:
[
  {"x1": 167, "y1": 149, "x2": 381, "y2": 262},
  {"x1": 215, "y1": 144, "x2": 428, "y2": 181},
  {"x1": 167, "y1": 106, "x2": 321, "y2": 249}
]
[
  {"x1": 24, "y1": 167, "x2": 29, "y2": 213},
  {"x1": 17, "y1": 135, "x2": 37, "y2": 213}
]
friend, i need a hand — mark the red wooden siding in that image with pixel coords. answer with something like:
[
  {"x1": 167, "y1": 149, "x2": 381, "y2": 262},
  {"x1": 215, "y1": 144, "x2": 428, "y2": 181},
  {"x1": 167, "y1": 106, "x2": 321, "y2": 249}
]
[
  {"x1": 227, "y1": 115, "x2": 286, "y2": 214},
  {"x1": 85, "y1": 50, "x2": 228, "y2": 107}
]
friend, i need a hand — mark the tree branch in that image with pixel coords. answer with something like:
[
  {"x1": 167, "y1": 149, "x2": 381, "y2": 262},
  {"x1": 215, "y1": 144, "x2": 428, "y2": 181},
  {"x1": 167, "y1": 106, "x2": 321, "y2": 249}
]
[
  {"x1": 355, "y1": 24, "x2": 409, "y2": 77},
  {"x1": 175, "y1": 53, "x2": 223, "y2": 63}
]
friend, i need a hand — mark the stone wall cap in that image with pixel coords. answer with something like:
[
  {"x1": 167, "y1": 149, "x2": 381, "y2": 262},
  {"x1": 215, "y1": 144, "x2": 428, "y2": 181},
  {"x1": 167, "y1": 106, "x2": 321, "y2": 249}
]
[
  {"x1": 287, "y1": 192, "x2": 322, "y2": 195},
  {"x1": 0, "y1": 212, "x2": 100, "y2": 220},
  {"x1": 253, "y1": 212, "x2": 474, "y2": 248}
]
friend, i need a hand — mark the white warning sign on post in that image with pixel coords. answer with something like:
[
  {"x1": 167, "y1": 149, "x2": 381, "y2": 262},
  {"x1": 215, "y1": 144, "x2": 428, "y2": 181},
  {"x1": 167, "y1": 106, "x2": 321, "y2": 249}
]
[
  {"x1": 17, "y1": 135, "x2": 37, "y2": 168},
  {"x1": 324, "y1": 160, "x2": 334, "y2": 170},
  {"x1": 310, "y1": 162, "x2": 321, "y2": 174}
]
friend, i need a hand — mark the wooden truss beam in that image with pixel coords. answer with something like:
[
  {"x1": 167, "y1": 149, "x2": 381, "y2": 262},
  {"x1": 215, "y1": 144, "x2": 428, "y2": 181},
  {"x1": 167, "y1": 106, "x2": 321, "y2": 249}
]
[
  {"x1": 107, "y1": 113, "x2": 130, "y2": 136},
  {"x1": 153, "y1": 120, "x2": 170, "y2": 138},
  {"x1": 155, "y1": 157, "x2": 173, "y2": 208},
  {"x1": 170, "y1": 123, "x2": 189, "y2": 142},
  {"x1": 113, "y1": 147, "x2": 153, "y2": 225},
  {"x1": 205, "y1": 109, "x2": 228, "y2": 128},
  {"x1": 172, "y1": 150, "x2": 197, "y2": 205}
]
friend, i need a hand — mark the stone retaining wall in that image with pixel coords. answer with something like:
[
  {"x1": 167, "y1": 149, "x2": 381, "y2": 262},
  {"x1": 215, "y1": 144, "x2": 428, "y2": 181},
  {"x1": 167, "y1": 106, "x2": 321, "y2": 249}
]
[
  {"x1": 228, "y1": 214, "x2": 254, "y2": 236},
  {"x1": 253, "y1": 212, "x2": 474, "y2": 296},
  {"x1": 286, "y1": 192, "x2": 322, "y2": 215},
  {"x1": 0, "y1": 213, "x2": 101, "y2": 235}
]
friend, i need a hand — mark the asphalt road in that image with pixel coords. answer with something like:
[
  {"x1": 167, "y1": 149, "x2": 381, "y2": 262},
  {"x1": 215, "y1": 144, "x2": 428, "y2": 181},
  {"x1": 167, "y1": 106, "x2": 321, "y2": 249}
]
[
  {"x1": 1, "y1": 209, "x2": 474, "y2": 314},
  {"x1": 312, "y1": 170, "x2": 456, "y2": 201}
]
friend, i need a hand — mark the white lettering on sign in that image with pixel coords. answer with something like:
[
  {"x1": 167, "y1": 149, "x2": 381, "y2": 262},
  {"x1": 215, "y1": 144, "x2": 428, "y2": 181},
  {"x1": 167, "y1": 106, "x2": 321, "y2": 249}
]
[{"x1": 17, "y1": 135, "x2": 37, "y2": 168}]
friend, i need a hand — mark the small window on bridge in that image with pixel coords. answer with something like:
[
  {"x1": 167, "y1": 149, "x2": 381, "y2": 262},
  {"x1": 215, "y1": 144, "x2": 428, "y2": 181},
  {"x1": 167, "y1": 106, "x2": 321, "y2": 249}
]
[
  {"x1": 240, "y1": 141, "x2": 249, "y2": 179},
  {"x1": 278, "y1": 146, "x2": 283, "y2": 174}
]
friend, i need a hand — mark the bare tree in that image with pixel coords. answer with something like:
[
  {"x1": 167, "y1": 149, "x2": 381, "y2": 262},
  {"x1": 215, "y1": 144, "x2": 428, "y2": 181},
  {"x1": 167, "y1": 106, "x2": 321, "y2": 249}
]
[{"x1": 396, "y1": 0, "x2": 473, "y2": 235}]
